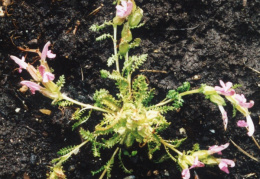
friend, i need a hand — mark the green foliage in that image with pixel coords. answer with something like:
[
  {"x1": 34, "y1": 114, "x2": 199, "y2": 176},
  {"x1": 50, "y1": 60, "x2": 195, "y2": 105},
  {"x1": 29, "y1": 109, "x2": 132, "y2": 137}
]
[
  {"x1": 164, "y1": 137, "x2": 187, "y2": 148},
  {"x1": 167, "y1": 90, "x2": 184, "y2": 108},
  {"x1": 192, "y1": 143, "x2": 200, "y2": 151},
  {"x1": 107, "y1": 54, "x2": 117, "y2": 67},
  {"x1": 232, "y1": 84, "x2": 242, "y2": 89},
  {"x1": 130, "y1": 22, "x2": 145, "y2": 29},
  {"x1": 56, "y1": 75, "x2": 65, "y2": 88},
  {"x1": 148, "y1": 105, "x2": 175, "y2": 114},
  {"x1": 131, "y1": 54, "x2": 148, "y2": 73},
  {"x1": 93, "y1": 89, "x2": 120, "y2": 111},
  {"x1": 72, "y1": 110, "x2": 92, "y2": 130},
  {"x1": 89, "y1": 21, "x2": 112, "y2": 32},
  {"x1": 177, "y1": 82, "x2": 190, "y2": 93},
  {"x1": 129, "y1": 38, "x2": 141, "y2": 49},
  {"x1": 96, "y1": 33, "x2": 113, "y2": 41},
  {"x1": 57, "y1": 145, "x2": 78, "y2": 156},
  {"x1": 118, "y1": 149, "x2": 133, "y2": 174},
  {"x1": 56, "y1": 100, "x2": 73, "y2": 107}
]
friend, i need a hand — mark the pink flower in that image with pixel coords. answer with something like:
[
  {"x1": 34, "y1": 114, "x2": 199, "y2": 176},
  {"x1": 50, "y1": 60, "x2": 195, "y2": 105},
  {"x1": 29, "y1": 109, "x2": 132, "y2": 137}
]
[
  {"x1": 215, "y1": 80, "x2": 235, "y2": 96},
  {"x1": 41, "y1": 41, "x2": 56, "y2": 61},
  {"x1": 181, "y1": 157, "x2": 204, "y2": 179},
  {"x1": 39, "y1": 65, "x2": 55, "y2": 83},
  {"x1": 116, "y1": 0, "x2": 133, "y2": 18},
  {"x1": 190, "y1": 156, "x2": 205, "y2": 169},
  {"x1": 181, "y1": 169, "x2": 190, "y2": 179},
  {"x1": 218, "y1": 105, "x2": 228, "y2": 130},
  {"x1": 20, "y1": 81, "x2": 41, "y2": 94},
  {"x1": 246, "y1": 115, "x2": 255, "y2": 136},
  {"x1": 10, "y1": 55, "x2": 28, "y2": 73},
  {"x1": 234, "y1": 94, "x2": 254, "y2": 108},
  {"x1": 218, "y1": 159, "x2": 235, "y2": 174},
  {"x1": 237, "y1": 120, "x2": 248, "y2": 127},
  {"x1": 208, "y1": 143, "x2": 229, "y2": 155}
]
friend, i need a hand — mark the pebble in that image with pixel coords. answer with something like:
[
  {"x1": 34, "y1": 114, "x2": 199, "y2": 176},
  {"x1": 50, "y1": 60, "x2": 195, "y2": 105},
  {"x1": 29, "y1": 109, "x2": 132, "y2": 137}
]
[
  {"x1": 123, "y1": 175, "x2": 135, "y2": 179},
  {"x1": 15, "y1": 108, "x2": 21, "y2": 113}
]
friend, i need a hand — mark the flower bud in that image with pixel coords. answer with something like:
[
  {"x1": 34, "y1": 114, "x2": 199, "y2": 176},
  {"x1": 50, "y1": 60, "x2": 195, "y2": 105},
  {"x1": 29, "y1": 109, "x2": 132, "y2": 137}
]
[
  {"x1": 129, "y1": 7, "x2": 143, "y2": 27},
  {"x1": 121, "y1": 22, "x2": 132, "y2": 42},
  {"x1": 119, "y1": 41, "x2": 129, "y2": 55},
  {"x1": 202, "y1": 86, "x2": 216, "y2": 95},
  {"x1": 209, "y1": 94, "x2": 226, "y2": 106},
  {"x1": 113, "y1": 16, "x2": 124, "y2": 26},
  {"x1": 192, "y1": 150, "x2": 210, "y2": 160}
]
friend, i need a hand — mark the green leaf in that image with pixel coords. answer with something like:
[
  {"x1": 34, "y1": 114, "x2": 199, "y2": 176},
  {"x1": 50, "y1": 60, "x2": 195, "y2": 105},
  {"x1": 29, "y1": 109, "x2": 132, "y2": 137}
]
[
  {"x1": 56, "y1": 75, "x2": 65, "y2": 88},
  {"x1": 96, "y1": 33, "x2": 113, "y2": 41}
]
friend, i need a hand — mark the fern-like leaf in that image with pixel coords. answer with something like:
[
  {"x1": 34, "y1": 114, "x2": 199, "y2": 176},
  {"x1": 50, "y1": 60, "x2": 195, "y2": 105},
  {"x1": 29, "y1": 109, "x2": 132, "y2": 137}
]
[
  {"x1": 57, "y1": 145, "x2": 78, "y2": 156},
  {"x1": 118, "y1": 149, "x2": 133, "y2": 174},
  {"x1": 131, "y1": 54, "x2": 148, "y2": 73},
  {"x1": 72, "y1": 111, "x2": 92, "y2": 130},
  {"x1": 56, "y1": 75, "x2": 65, "y2": 88},
  {"x1": 89, "y1": 21, "x2": 112, "y2": 32},
  {"x1": 96, "y1": 33, "x2": 113, "y2": 41},
  {"x1": 56, "y1": 100, "x2": 74, "y2": 107},
  {"x1": 107, "y1": 54, "x2": 117, "y2": 67}
]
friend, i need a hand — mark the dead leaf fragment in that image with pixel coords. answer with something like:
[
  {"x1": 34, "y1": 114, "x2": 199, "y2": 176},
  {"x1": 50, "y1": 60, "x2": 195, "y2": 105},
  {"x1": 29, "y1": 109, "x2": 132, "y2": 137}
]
[{"x1": 39, "y1": 109, "x2": 52, "y2": 115}]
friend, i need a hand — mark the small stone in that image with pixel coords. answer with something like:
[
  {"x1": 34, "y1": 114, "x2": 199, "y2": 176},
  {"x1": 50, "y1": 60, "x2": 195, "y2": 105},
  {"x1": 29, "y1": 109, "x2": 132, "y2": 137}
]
[
  {"x1": 68, "y1": 165, "x2": 76, "y2": 172},
  {"x1": 164, "y1": 169, "x2": 170, "y2": 176},
  {"x1": 153, "y1": 170, "x2": 159, "y2": 175},
  {"x1": 123, "y1": 175, "x2": 135, "y2": 179},
  {"x1": 179, "y1": 128, "x2": 186, "y2": 135},
  {"x1": 15, "y1": 108, "x2": 21, "y2": 113}
]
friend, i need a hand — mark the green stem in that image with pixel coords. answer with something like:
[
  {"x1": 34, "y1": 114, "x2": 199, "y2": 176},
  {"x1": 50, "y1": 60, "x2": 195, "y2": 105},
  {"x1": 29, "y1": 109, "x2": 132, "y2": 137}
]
[
  {"x1": 155, "y1": 89, "x2": 201, "y2": 107},
  {"x1": 99, "y1": 147, "x2": 120, "y2": 179},
  {"x1": 113, "y1": 25, "x2": 120, "y2": 73},
  {"x1": 160, "y1": 138, "x2": 182, "y2": 156},
  {"x1": 179, "y1": 89, "x2": 201, "y2": 97},
  {"x1": 61, "y1": 94, "x2": 111, "y2": 113}
]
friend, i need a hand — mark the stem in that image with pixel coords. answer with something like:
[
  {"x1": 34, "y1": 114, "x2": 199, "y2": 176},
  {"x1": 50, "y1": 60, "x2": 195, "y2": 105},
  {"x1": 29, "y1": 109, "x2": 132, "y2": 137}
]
[
  {"x1": 125, "y1": 52, "x2": 132, "y2": 94},
  {"x1": 61, "y1": 94, "x2": 111, "y2": 113},
  {"x1": 155, "y1": 89, "x2": 201, "y2": 107},
  {"x1": 160, "y1": 138, "x2": 182, "y2": 156},
  {"x1": 113, "y1": 25, "x2": 120, "y2": 73},
  {"x1": 251, "y1": 135, "x2": 260, "y2": 150},
  {"x1": 99, "y1": 147, "x2": 120, "y2": 179}
]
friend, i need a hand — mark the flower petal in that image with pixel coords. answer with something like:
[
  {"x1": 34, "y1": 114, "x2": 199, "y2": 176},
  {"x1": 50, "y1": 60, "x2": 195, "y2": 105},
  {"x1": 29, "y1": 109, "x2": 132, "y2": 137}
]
[
  {"x1": 237, "y1": 120, "x2": 248, "y2": 127},
  {"x1": 246, "y1": 115, "x2": 255, "y2": 136},
  {"x1": 10, "y1": 55, "x2": 28, "y2": 73},
  {"x1": 181, "y1": 169, "x2": 190, "y2": 179},
  {"x1": 20, "y1": 81, "x2": 41, "y2": 94},
  {"x1": 208, "y1": 143, "x2": 229, "y2": 155}
]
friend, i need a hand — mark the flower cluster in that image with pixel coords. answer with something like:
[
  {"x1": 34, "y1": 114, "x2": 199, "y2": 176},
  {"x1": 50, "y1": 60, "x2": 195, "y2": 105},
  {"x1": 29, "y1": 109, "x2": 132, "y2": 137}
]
[
  {"x1": 10, "y1": 42, "x2": 62, "y2": 101},
  {"x1": 203, "y1": 80, "x2": 255, "y2": 136},
  {"x1": 180, "y1": 143, "x2": 235, "y2": 179}
]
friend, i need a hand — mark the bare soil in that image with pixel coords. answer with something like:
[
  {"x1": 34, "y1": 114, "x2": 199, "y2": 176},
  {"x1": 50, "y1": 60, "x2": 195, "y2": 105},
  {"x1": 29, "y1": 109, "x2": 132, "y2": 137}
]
[{"x1": 0, "y1": 0, "x2": 259, "y2": 178}]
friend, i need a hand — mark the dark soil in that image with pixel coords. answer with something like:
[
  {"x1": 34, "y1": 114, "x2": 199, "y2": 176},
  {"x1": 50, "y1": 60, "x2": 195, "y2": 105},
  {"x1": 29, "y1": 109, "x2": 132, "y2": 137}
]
[{"x1": 0, "y1": 0, "x2": 259, "y2": 178}]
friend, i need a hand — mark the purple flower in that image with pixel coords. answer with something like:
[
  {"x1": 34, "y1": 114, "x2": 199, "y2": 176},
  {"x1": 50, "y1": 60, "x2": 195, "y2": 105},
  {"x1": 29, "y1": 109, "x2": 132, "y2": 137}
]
[
  {"x1": 39, "y1": 65, "x2": 55, "y2": 83},
  {"x1": 237, "y1": 120, "x2": 248, "y2": 127},
  {"x1": 10, "y1": 55, "x2": 28, "y2": 73},
  {"x1": 116, "y1": 0, "x2": 133, "y2": 18},
  {"x1": 218, "y1": 159, "x2": 235, "y2": 174},
  {"x1": 181, "y1": 157, "x2": 204, "y2": 179},
  {"x1": 190, "y1": 156, "x2": 205, "y2": 169},
  {"x1": 41, "y1": 41, "x2": 56, "y2": 61},
  {"x1": 208, "y1": 143, "x2": 229, "y2": 155},
  {"x1": 181, "y1": 169, "x2": 190, "y2": 179},
  {"x1": 246, "y1": 115, "x2": 255, "y2": 136},
  {"x1": 20, "y1": 81, "x2": 41, "y2": 94},
  {"x1": 234, "y1": 94, "x2": 254, "y2": 109},
  {"x1": 218, "y1": 105, "x2": 228, "y2": 130},
  {"x1": 215, "y1": 80, "x2": 235, "y2": 96}
]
